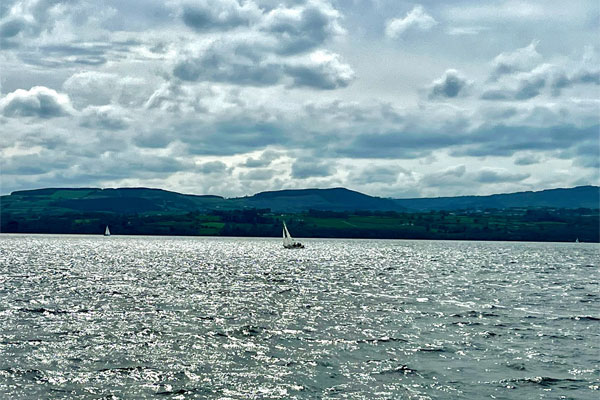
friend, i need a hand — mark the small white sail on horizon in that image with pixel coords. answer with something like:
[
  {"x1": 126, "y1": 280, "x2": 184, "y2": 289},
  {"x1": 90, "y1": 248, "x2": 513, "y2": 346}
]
[
  {"x1": 283, "y1": 221, "x2": 304, "y2": 249},
  {"x1": 104, "y1": 225, "x2": 111, "y2": 236}
]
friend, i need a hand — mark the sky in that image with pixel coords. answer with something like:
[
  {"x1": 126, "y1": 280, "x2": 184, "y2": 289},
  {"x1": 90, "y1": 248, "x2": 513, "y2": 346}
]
[{"x1": 0, "y1": 0, "x2": 598, "y2": 198}]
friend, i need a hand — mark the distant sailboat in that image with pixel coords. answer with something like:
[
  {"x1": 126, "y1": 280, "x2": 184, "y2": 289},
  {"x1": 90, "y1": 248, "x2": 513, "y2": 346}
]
[
  {"x1": 283, "y1": 221, "x2": 304, "y2": 249},
  {"x1": 104, "y1": 225, "x2": 111, "y2": 236},
  {"x1": 575, "y1": 238, "x2": 579, "y2": 243}
]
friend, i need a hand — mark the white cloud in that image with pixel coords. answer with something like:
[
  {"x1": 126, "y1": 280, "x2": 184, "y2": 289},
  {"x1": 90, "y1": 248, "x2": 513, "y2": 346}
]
[
  {"x1": 0, "y1": 86, "x2": 73, "y2": 118},
  {"x1": 446, "y1": 26, "x2": 488, "y2": 36},
  {"x1": 0, "y1": 1, "x2": 598, "y2": 198},
  {"x1": 79, "y1": 105, "x2": 129, "y2": 130},
  {"x1": 489, "y1": 40, "x2": 542, "y2": 80},
  {"x1": 285, "y1": 50, "x2": 355, "y2": 89},
  {"x1": 385, "y1": 5, "x2": 437, "y2": 39},
  {"x1": 428, "y1": 69, "x2": 471, "y2": 99},
  {"x1": 63, "y1": 71, "x2": 153, "y2": 108}
]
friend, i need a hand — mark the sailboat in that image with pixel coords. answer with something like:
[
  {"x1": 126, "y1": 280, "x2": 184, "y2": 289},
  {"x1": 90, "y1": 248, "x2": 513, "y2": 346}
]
[
  {"x1": 104, "y1": 225, "x2": 111, "y2": 236},
  {"x1": 283, "y1": 221, "x2": 304, "y2": 249}
]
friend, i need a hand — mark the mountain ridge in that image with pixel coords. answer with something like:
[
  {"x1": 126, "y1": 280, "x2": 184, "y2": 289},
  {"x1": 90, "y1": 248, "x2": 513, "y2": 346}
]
[{"x1": 2, "y1": 185, "x2": 598, "y2": 215}]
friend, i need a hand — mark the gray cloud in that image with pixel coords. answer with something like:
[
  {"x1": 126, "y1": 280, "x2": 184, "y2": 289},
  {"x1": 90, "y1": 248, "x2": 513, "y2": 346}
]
[
  {"x1": 474, "y1": 168, "x2": 530, "y2": 183},
  {"x1": 480, "y1": 63, "x2": 592, "y2": 101},
  {"x1": 550, "y1": 68, "x2": 600, "y2": 95},
  {"x1": 489, "y1": 41, "x2": 542, "y2": 80},
  {"x1": 197, "y1": 160, "x2": 230, "y2": 174},
  {"x1": 240, "y1": 168, "x2": 276, "y2": 180},
  {"x1": 173, "y1": 41, "x2": 284, "y2": 86},
  {"x1": 242, "y1": 150, "x2": 281, "y2": 167},
  {"x1": 350, "y1": 166, "x2": 401, "y2": 184},
  {"x1": 0, "y1": 0, "x2": 72, "y2": 45},
  {"x1": 428, "y1": 69, "x2": 469, "y2": 99},
  {"x1": 171, "y1": 0, "x2": 349, "y2": 89},
  {"x1": 0, "y1": 17, "x2": 27, "y2": 38},
  {"x1": 260, "y1": 2, "x2": 344, "y2": 55},
  {"x1": 18, "y1": 40, "x2": 139, "y2": 69},
  {"x1": 1, "y1": 1, "x2": 598, "y2": 198},
  {"x1": 291, "y1": 158, "x2": 336, "y2": 179},
  {"x1": 181, "y1": 0, "x2": 260, "y2": 32},
  {"x1": 132, "y1": 130, "x2": 173, "y2": 149},
  {"x1": 421, "y1": 165, "x2": 466, "y2": 187},
  {"x1": 514, "y1": 75, "x2": 545, "y2": 100},
  {"x1": 0, "y1": 86, "x2": 72, "y2": 118},
  {"x1": 452, "y1": 124, "x2": 599, "y2": 157},
  {"x1": 514, "y1": 154, "x2": 540, "y2": 165},
  {"x1": 1, "y1": 149, "x2": 72, "y2": 176},
  {"x1": 175, "y1": 117, "x2": 286, "y2": 156},
  {"x1": 339, "y1": 130, "x2": 465, "y2": 159},
  {"x1": 173, "y1": 41, "x2": 353, "y2": 89},
  {"x1": 79, "y1": 106, "x2": 129, "y2": 130}
]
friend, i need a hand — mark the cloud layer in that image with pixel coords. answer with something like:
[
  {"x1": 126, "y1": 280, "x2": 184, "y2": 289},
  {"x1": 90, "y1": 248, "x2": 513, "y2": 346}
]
[{"x1": 1, "y1": 0, "x2": 598, "y2": 198}]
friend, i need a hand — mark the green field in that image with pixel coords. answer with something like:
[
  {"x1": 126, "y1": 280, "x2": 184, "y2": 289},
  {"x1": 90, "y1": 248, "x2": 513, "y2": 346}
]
[{"x1": 2, "y1": 188, "x2": 598, "y2": 242}]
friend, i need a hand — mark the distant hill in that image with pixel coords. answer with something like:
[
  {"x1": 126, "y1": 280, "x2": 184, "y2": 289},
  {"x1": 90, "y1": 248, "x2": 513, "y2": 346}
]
[
  {"x1": 3, "y1": 187, "x2": 228, "y2": 216},
  {"x1": 233, "y1": 187, "x2": 400, "y2": 212},
  {"x1": 2, "y1": 185, "x2": 598, "y2": 217},
  {"x1": 394, "y1": 185, "x2": 600, "y2": 211}
]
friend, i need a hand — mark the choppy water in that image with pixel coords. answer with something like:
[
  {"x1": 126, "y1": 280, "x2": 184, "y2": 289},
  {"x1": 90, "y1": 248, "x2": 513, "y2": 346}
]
[{"x1": 0, "y1": 235, "x2": 598, "y2": 399}]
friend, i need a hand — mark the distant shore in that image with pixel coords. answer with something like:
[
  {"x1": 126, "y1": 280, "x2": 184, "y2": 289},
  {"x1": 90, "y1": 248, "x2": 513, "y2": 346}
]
[{"x1": 2, "y1": 208, "x2": 598, "y2": 243}]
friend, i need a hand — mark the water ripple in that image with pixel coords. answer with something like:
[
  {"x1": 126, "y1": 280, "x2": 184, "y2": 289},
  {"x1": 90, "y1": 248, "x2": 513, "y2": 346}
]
[{"x1": 0, "y1": 235, "x2": 598, "y2": 399}]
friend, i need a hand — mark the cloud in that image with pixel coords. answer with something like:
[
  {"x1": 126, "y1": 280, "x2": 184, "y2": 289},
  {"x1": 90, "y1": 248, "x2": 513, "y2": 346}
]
[
  {"x1": 180, "y1": 0, "x2": 261, "y2": 32},
  {"x1": 174, "y1": 116, "x2": 287, "y2": 156},
  {"x1": 474, "y1": 168, "x2": 530, "y2": 183},
  {"x1": 291, "y1": 158, "x2": 336, "y2": 178},
  {"x1": 350, "y1": 165, "x2": 401, "y2": 184},
  {"x1": 169, "y1": 1, "x2": 350, "y2": 89},
  {"x1": 143, "y1": 82, "x2": 209, "y2": 113},
  {"x1": 132, "y1": 129, "x2": 173, "y2": 149},
  {"x1": 285, "y1": 50, "x2": 355, "y2": 89},
  {"x1": 446, "y1": 26, "x2": 488, "y2": 36},
  {"x1": 0, "y1": 0, "x2": 70, "y2": 45},
  {"x1": 550, "y1": 67, "x2": 600, "y2": 96},
  {"x1": 421, "y1": 165, "x2": 466, "y2": 187},
  {"x1": 481, "y1": 59, "x2": 599, "y2": 101},
  {"x1": 79, "y1": 105, "x2": 129, "y2": 130},
  {"x1": 173, "y1": 41, "x2": 353, "y2": 89},
  {"x1": 385, "y1": 5, "x2": 437, "y2": 39},
  {"x1": 340, "y1": 130, "x2": 464, "y2": 159},
  {"x1": 0, "y1": 17, "x2": 27, "y2": 38},
  {"x1": 196, "y1": 160, "x2": 230, "y2": 174},
  {"x1": 452, "y1": 124, "x2": 599, "y2": 157},
  {"x1": 260, "y1": 1, "x2": 344, "y2": 54},
  {"x1": 428, "y1": 69, "x2": 470, "y2": 99},
  {"x1": 1, "y1": 149, "x2": 73, "y2": 176},
  {"x1": 242, "y1": 150, "x2": 281, "y2": 167},
  {"x1": 63, "y1": 71, "x2": 152, "y2": 108},
  {"x1": 239, "y1": 168, "x2": 276, "y2": 180},
  {"x1": 0, "y1": 86, "x2": 73, "y2": 118},
  {"x1": 514, "y1": 153, "x2": 540, "y2": 165},
  {"x1": 490, "y1": 41, "x2": 542, "y2": 80},
  {"x1": 1, "y1": 1, "x2": 598, "y2": 198},
  {"x1": 173, "y1": 38, "x2": 284, "y2": 86}
]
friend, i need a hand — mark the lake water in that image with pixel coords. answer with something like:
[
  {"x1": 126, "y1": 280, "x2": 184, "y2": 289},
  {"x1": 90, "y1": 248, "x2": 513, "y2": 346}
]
[{"x1": 0, "y1": 234, "x2": 598, "y2": 399}]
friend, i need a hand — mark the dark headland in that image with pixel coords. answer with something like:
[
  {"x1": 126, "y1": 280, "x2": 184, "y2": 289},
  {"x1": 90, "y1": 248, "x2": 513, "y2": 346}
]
[{"x1": 1, "y1": 185, "x2": 598, "y2": 242}]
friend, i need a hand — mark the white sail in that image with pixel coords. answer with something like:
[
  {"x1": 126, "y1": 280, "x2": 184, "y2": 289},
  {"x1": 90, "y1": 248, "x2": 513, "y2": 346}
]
[
  {"x1": 282, "y1": 222, "x2": 293, "y2": 247},
  {"x1": 282, "y1": 221, "x2": 303, "y2": 248},
  {"x1": 104, "y1": 225, "x2": 111, "y2": 236}
]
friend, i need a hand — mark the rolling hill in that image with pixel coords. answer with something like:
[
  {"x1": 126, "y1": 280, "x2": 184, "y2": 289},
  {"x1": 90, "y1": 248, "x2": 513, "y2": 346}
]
[{"x1": 2, "y1": 186, "x2": 598, "y2": 217}]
